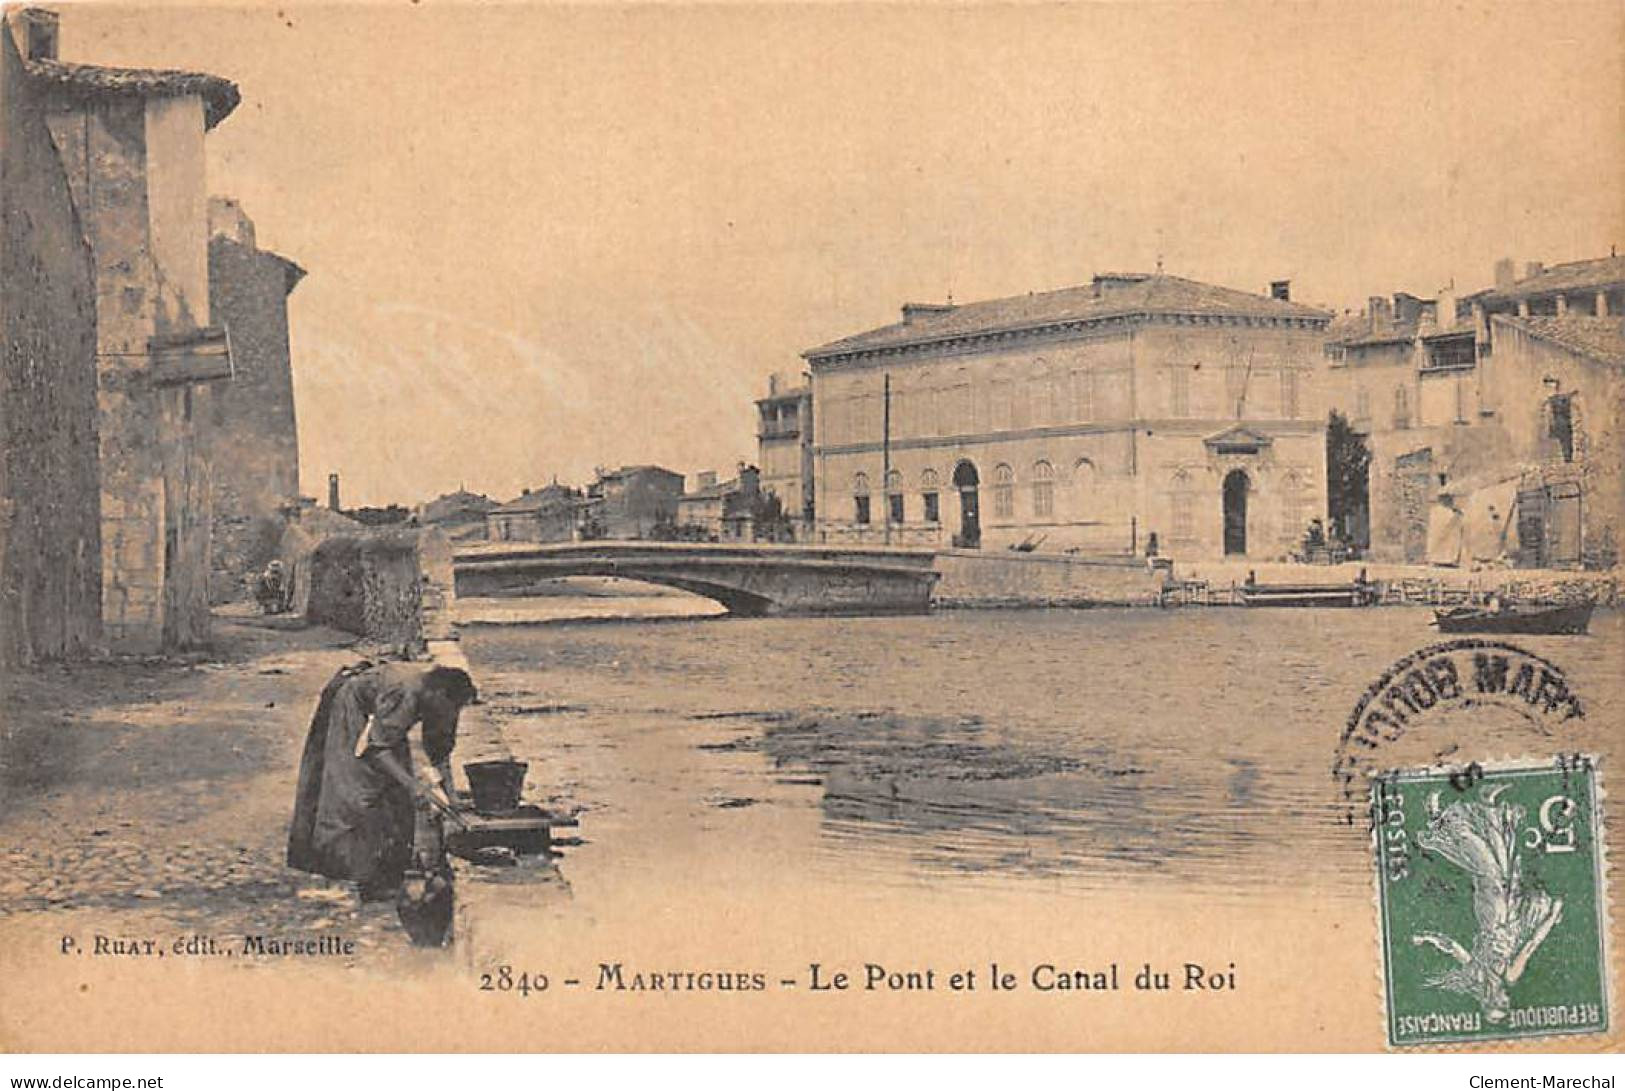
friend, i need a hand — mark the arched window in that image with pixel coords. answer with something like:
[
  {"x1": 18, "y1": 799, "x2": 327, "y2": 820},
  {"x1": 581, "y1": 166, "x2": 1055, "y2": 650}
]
[
  {"x1": 852, "y1": 472, "x2": 871, "y2": 525},
  {"x1": 1393, "y1": 386, "x2": 1411, "y2": 430},
  {"x1": 992, "y1": 464, "x2": 1015, "y2": 519},
  {"x1": 1032, "y1": 460, "x2": 1055, "y2": 518},
  {"x1": 885, "y1": 469, "x2": 905, "y2": 524},
  {"x1": 919, "y1": 469, "x2": 941, "y2": 523}
]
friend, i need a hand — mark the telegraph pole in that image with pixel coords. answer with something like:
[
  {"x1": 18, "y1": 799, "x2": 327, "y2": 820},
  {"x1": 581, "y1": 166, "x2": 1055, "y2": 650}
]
[{"x1": 882, "y1": 372, "x2": 892, "y2": 545}]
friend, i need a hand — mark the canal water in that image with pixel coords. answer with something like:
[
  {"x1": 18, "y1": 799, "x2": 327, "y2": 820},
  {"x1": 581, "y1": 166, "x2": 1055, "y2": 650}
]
[{"x1": 460, "y1": 604, "x2": 1624, "y2": 911}]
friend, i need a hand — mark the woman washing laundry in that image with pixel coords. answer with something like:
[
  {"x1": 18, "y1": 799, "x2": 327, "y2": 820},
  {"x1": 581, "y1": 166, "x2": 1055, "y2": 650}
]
[{"x1": 286, "y1": 661, "x2": 477, "y2": 906}]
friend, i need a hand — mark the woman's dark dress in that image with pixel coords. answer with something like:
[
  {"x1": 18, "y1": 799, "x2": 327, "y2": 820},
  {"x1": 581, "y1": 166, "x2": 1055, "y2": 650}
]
[{"x1": 286, "y1": 662, "x2": 457, "y2": 891}]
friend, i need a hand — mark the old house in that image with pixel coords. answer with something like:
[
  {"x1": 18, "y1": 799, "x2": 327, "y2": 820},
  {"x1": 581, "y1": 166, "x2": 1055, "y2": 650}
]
[
  {"x1": 1330, "y1": 257, "x2": 1625, "y2": 569},
  {"x1": 204, "y1": 196, "x2": 305, "y2": 600},
  {"x1": 418, "y1": 488, "x2": 497, "y2": 542},
  {"x1": 803, "y1": 273, "x2": 1332, "y2": 558},
  {"x1": 677, "y1": 465, "x2": 761, "y2": 541},
  {"x1": 487, "y1": 484, "x2": 578, "y2": 543},
  {"x1": 582, "y1": 465, "x2": 683, "y2": 540},
  {"x1": 0, "y1": 8, "x2": 101, "y2": 665},
  {"x1": 755, "y1": 373, "x2": 814, "y2": 535},
  {"x1": 9, "y1": 7, "x2": 242, "y2": 652}
]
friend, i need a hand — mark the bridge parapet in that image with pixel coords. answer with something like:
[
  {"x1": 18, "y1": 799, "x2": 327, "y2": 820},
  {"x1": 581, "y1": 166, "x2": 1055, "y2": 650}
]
[{"x1": 453, "y1": 541, "x2": 939, "y2": 617}]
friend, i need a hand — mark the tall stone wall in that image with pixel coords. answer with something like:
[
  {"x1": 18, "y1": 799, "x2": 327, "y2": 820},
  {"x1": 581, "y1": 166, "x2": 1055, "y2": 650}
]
[
  {"x1": 933, "y1": 550, "x2": 1168, "y2": 607},
  {"x1": 0, "y1": 25, "x2": 103, "y2": 667},
  {"x1": 204, "y1": 202, "x2": 303, "y2": 602},
  {"x1": 289, "y1": 527, "x2": 446, "y2": 651}
]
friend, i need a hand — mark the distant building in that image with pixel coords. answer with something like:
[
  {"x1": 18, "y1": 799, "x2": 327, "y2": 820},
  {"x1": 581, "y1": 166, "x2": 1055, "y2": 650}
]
[
  {"x1": 583, "y1": 465, "x2": 683, "y2": 540},
  {"x1": 487, "y1": 484, "x2": 578, "y2": 543},
  {"x1": 21, "y1": 7, "x2": 244, "y2": 651},
  {"x1": 755, "y1": 373, "x2": 814, "y2": 534},
  {"x1": 803, "y1": 273, "x2": 1332, "y2": 557},
  {"x1": 419, "y1": 488, "x2": 497, "y2": 542},
  {"x1": 204, "y1": 197, "x2": 306, "y2": 601},
  {"x1": 677, "y1": 465, "x2": 761, "y2": 541}
]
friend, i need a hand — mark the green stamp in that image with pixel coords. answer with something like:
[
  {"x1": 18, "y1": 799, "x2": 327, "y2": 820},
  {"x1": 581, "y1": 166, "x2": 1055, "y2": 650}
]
[{"x1": 1373, "y1": 756, "x2": 1611, "y2": 1047}]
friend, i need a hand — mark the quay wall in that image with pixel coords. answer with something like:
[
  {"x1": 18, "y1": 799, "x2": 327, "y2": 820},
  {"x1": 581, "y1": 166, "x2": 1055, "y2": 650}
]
[{"x1": 933, "y1": 550, "x2": 1168, "y2": 608}]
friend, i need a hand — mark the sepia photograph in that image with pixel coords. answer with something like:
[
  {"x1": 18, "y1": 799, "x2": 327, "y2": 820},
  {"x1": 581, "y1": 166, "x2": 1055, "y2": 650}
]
[{"x1": 0, "y1": 0, "x2": 1620, "y2": 1059}]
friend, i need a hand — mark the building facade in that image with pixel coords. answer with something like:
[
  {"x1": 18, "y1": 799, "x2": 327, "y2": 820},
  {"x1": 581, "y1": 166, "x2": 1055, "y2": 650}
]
[
  {"x1": 204, "y1": 196, "x2": 305, "y2": 600},
  {"x1": 583, "y1": 465, "x2": 683, "y2": 540},
  {"x1": 1327, "y1": 257, "x2": 1624, "y2": 568},
  {"x1": 755, "y1": 373, "x2": 813, "y2": 532},
  {"x1": 0, "y1": 7, "x2": 102, "y2": 666},
  {"x1": 419, "y1": 488, "x2": 497, "y2": 542},
  {"x1": 487, "y1": 484, "x2": 578, "y2": 543},
  {"x1": 677, "y1": 465, "x2": 761, "y2": 541},
  {"x1": 22, "y1": 7, "x2": 243, "y2": 651},
  {"x1": 803, "y1": 273, "x2": 1332, "y2": 558}
]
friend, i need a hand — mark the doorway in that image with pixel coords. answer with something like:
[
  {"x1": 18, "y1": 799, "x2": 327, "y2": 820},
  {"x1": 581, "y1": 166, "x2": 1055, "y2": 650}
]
[
  {"x1": 953, "y1": 460, "x2": 981, "y2": 549},
  {"x1": 1222, "y1": 469, "x2": 1249, "y2": 556}
]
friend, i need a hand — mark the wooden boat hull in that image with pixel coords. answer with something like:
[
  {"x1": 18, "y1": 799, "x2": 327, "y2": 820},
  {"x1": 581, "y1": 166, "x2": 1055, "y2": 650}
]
[{"x1": 1432, "y1": 603, "x2": 1594, "y2": 635}]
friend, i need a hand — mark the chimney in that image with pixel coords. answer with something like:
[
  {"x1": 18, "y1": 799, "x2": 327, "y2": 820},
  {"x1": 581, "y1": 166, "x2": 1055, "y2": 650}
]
[
  {"x1": 1494, "y1": 258, "x2": 1517, "y2": 290},
  {"x1": 1524, "y1": 261, "x2": 1545, "y2": 281},
  {"x1": 15, "y1": 8, "x2": 59, "y2": 61},
  {"x1": 901, "y1": 302, "x2": 955, "y2": 326},
  {"x1": 207, "y1": 196, "x2": 257, "y2": 248},
  {"x1": 328, "y1": 473, "x2": 341, "y2": 511},
  {"x1": 1368, "y1": 295, "x2": 1393, "y2": 332},
  {"x1": 1270, "y1": 280, "x2": 1291, "y2": 302},
  {"x1": 767, "y1": 373, "x2": 780, "y2": 397}
]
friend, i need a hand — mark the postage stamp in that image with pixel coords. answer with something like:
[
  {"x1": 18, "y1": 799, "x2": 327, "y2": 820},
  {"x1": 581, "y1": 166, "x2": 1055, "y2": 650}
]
[{"x1": 1372, "y1": 756, "x2": 1611, "y2": 1047}]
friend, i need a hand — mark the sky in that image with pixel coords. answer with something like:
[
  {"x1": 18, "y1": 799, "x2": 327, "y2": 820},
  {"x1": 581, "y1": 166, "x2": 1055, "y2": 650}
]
[{"x1": 56, "y1": 1, "x2": 1625, "y2": 507}]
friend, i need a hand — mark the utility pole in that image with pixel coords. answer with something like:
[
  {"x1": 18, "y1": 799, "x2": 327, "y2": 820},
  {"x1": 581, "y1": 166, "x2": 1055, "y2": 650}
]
[{"x1": 882, "y1": 372, "x2": 892, "y2": 546}]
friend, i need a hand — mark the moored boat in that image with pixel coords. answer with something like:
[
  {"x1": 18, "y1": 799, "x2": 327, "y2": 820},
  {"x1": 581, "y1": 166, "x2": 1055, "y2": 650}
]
[{"x1": 1431, "y1": 602, "x2": 1594, "y2": 635}]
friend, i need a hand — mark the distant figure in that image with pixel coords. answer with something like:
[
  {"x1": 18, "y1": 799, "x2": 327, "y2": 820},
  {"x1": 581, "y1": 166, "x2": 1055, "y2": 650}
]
[
  {"x1": 1486, "y1": 592, "x2": 1504, "y2": 615},
  {"x1": 1144, "y1": 532, "x2": 1160, "y2": 572},
  {"x1": 255, "y1": 560, "x2": 288, "y2": 615},
  {"x1": 287, "y1": 661, "x2": 477, "y2": 911}
]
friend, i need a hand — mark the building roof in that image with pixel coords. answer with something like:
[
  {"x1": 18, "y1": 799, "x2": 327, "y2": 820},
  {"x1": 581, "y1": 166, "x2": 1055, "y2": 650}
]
[
  {"x1": 1494, "y1": 315, "x2": 1625, "y2": 369},
  {"x1": 1468, "y1": 256, "x2": 1625, "y2": 306},
  {"x1": 27, "y1": 57, "x2": 240, "y2": 129},
  {"x1": 419, "y1": 489, "x2": 496, "y2": 522},
  {"x1": 598, "y1": 464, "x2": 682, "y2": 481},
  {"x1": 489, "y1": 486, "x2": 576, "y2": 515},
  {"x1": 804, "y1": 273, "x2": 1330, "y2": 360}
]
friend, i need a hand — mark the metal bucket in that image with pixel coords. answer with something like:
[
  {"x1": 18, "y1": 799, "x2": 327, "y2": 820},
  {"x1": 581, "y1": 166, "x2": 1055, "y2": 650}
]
[{"x1": 463, "y1": 759, "x2": 528, "y2": 815}]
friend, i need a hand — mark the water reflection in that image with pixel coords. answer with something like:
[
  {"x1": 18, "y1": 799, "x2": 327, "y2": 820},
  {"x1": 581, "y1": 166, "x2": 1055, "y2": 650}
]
[{"x1": 463, "y1": 607, "x2": 1622, "y2": 904}]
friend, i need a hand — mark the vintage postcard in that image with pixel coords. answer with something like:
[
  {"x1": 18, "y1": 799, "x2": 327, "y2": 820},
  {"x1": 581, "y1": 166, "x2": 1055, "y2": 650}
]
[{"x1": 1, "y1": 0, "x2": 1621, "y2": 1054}]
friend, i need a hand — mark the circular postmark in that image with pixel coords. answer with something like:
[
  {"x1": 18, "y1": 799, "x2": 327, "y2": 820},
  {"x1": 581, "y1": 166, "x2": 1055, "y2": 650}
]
[{"x1": 1331, "y1": 638, "x2": 1588, "y2": 827}]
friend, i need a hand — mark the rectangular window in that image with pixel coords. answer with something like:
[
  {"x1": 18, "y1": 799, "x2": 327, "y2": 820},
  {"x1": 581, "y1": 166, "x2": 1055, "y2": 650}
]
[
  {"x1": 1033, "y1": 480, "x2": 1054, "y2": 518},
  {"x1": 1072, "y1": 369, "x2": 1092, "y2": 421},
  {"x1": 1548, "y1": 395, "x2": 1574, "y2": 462},
  {"x1": 1170, "y1": 368, "x2": 1190, "y2": 417},
  {"x1": 854, "y1": 495, "x2": 871, "y2": 525},
  {"x1": 1172, "y1": 494, "x2": 1194, "y2": 540},
  {"x1": 1281, "y1": 369, "x2": 1300, "y2": 419},
  {"x1": 888, "y1": 492, "x2": 905, "y2": 524},
  {"x1": 923, "y1": 491, "x2": 940, "y2": 523}
]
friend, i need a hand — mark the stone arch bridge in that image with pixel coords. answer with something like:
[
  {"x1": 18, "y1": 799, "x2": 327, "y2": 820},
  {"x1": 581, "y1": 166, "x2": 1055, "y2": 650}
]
[{"x1": 453, "y1": 541, "x2": 940, "y2": 617}]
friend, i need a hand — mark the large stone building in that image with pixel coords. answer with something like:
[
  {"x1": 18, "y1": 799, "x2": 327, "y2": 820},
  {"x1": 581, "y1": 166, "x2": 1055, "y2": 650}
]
[
  {"x1": 9, "y1": 7, "x2": 244, "y2": 652},
  {"x1": 1326, "y1": 256, "x2": 1624, "y2": 569},
  {"x1": 419, "y1": 488, "x2": 497, "y2": 542},
  {"x1": 802, "y1": 273, "x2": 1333, "y2": 558},
  {"x1": 204, "y1": 196, "x2": 305, "y2": 600},
  {"x1": 0, "y1": 8, "x2": 102, "y2": 666},
  {"x1": 755, "y1": 373, "x2": 813, "y2": 532}
]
